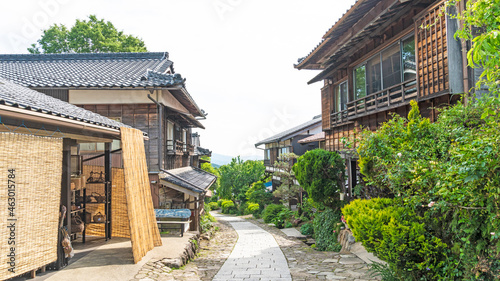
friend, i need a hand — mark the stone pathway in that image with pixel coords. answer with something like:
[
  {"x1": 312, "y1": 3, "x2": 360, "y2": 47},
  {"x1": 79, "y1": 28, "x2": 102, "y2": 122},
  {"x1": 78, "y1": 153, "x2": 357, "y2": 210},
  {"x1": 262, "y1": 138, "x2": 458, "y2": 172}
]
[
  {"x1": 213, "y1": 214, "x2": 292, "y2": 281},
  {"x1": 249, "y1": 218, "x2": 381, "y2": 281},
  {"x1": 130, "y1": 213, "x2": 381, "y2": 280}
]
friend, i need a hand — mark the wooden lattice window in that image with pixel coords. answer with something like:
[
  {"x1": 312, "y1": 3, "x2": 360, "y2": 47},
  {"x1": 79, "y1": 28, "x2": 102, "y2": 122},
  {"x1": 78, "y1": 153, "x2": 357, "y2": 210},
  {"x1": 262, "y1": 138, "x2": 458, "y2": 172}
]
[{"x1": 415, "y1": 3, "x2": 449, "y2": 97}]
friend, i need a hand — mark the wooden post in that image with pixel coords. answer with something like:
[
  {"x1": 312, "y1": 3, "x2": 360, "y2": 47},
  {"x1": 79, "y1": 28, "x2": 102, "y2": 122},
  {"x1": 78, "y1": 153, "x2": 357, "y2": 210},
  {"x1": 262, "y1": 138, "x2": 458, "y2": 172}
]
[
  {"x1": 61, "y1": 139, "x2": 75, "y2": 236},
  {"x1": 105, "y1": 142, "x2": 112, "y2": 240}
]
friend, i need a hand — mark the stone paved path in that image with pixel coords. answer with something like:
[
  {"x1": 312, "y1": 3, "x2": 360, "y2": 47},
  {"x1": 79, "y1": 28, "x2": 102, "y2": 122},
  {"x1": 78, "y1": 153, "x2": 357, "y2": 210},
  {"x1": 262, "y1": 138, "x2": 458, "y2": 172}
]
[{"x1": 212, "y1": 214, "x2": 292, "y2": 281}]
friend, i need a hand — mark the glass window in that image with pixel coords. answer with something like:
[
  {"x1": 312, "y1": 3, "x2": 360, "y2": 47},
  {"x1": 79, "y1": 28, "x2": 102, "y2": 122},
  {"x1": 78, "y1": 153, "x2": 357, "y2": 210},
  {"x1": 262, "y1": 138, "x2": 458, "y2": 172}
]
[
  {"x1": 366, "y1": 55, "x2": 382, "y2": 95},
  {"x1": 402, "y1": 36, "x2": 416, "y2": 81},
  {"x1": 264, "y1": 149, "x2": 271, "y2": 160},
  {"x1": 337, "y1": 81, "x2": 348, "y2": 111},
  {"x1": 279, "y1": 147, "x2": 289, "y2": 156},
  {"x1": 167, "y1": 121, "x2": 174, "y2": 141},
  {"x1": 382, "y1": 43, "x2": 401, "y2": 88},
  {"x1": 354, "y1": 65, "x2": 366, "y2": 100}
]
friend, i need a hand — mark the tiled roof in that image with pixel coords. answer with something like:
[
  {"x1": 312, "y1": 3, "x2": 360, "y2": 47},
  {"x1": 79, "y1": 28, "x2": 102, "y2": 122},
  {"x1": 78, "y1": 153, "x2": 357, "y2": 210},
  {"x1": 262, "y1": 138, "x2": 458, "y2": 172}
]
[
  {"x1": 0, "y1": 52, "x2": 181, "y2": 88},
  {"x1": 161, "y1": 167, "x2": 217, "y2": 194},
  {"x1": 298, "y1": 132, "x2": 325, "y2": 144},
  {"x1": 0, "y1": 77, "x2": 129, "y2": 130},
  {"x1": 255, "y1": 115, "x2": 322, "y2": 147},
  {"x1": 195, "y1": 146, "x2": 212, "y2": 156}
]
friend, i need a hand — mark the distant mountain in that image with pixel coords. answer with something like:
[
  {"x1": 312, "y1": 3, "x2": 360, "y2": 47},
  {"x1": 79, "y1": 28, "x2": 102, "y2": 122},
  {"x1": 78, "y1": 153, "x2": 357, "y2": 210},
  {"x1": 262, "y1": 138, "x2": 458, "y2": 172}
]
[{"x1": 211, "y1": 153, "x2": 263, "y2": 166}]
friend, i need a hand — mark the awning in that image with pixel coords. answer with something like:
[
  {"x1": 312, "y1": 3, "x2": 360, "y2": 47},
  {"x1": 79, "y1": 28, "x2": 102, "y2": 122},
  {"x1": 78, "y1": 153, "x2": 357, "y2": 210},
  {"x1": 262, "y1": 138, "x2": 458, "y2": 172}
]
[
  {"x1": 298, "y1": 132, "x2": 325, "y2": 144},
  {"x1": 160, "y1": 167, "x2": 217, "y2": 197}
]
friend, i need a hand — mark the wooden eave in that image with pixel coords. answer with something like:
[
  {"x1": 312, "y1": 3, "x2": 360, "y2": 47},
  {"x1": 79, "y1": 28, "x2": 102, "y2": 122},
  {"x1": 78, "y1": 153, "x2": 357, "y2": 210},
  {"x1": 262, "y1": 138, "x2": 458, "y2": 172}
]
[{"x1": 308, "y1": 0, "x2": 432, "y2": 84}]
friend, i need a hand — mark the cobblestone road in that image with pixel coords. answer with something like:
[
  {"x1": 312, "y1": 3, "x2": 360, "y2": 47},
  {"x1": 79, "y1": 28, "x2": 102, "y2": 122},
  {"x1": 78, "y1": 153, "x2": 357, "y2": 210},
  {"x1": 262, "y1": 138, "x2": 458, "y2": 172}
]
[
  {"x1": 133, "y1": 212, "x2": 381, "y2": 280},
  {"x1": 212, "y1": 214, "x2": 292, "y2": 281}
]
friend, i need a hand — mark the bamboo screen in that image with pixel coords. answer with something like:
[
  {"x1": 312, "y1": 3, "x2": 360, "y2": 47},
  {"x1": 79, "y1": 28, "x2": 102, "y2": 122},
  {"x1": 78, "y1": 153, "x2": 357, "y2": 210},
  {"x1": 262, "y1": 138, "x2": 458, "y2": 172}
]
[
  {"x1": 0, "y1": 133, "x2": 62, "y2": 280},
  {"x1": 120, "y1": 127, "x2": 161, "y2": 263},
  {"x1": 416, "y1": 2, "x2": 449, "y2": 97},
  {"x1": 82, "y1": 165, "x2": 130, "y2": 238}
]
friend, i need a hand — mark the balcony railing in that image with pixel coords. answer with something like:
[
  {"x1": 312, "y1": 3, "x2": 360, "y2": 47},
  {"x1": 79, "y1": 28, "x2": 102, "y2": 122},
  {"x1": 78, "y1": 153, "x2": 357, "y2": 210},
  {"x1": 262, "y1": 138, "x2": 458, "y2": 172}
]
[
  {"x1": 166, "y1": 140, "x2": 187, "y2": 154},
  {"x1": 185, "y1": 144, "x2": 195, "y2": 155},
  {"x1": 331, "y1": 109, "x2": 349, "y2": 125},
  {"x1": 347, "y1": 78, "x2": 417, "y2": 118}
]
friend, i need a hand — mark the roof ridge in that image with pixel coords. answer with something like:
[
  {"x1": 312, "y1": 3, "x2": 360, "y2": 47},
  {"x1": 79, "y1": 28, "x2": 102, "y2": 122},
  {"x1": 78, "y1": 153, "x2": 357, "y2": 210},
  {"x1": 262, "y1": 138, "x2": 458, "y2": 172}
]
[{"x1": 0, "y1": 51, "x2": 169, "y2": 61}]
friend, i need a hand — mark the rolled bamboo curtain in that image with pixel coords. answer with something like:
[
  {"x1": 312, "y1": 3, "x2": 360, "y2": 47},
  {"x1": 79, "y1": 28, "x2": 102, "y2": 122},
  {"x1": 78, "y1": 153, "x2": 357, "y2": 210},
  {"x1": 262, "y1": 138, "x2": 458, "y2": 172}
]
[
  {"x1": 0, "y1": 133, "x2": 62, "y2": 280},
  {"x1": 120, "y1": 127, "x2": 161, "y2": 263}
]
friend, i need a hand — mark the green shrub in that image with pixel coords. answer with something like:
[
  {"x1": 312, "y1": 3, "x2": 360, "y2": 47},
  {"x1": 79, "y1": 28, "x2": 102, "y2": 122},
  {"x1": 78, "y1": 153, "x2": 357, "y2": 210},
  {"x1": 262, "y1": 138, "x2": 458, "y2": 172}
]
[
  {"x1": 355, "y1": 98, "x2": 500, "y2": 279},
  {"x1": 300, "y1": 223, "x2": 314, "y2": 236},
  {"x1": 221, "y1": 200, "x2": 236, "y2": 214},
  {"x1": 200, "y1": 204, "x2": 217, "y2": 233},
  {"x1": 342, "y1": 198, "x2": 448, "y2": 280},
  {"x1": 217, "y1": 199, "x2": 224, "y2": 207},
  {"x1": 208, "y1": 202, "x2": 219, "y2": 211},
  {"x1": 272, "y1": 208, "x2": 293, "y2": 229},
  {"x1": 312, "y1": 208, "x2": 342, "y2": 251},
  {"x1": 245, "y1": 181, "x2": 273, "y2": 206},
  {"x1": 262, "y1": 204, "x2": 286, "y2": 223},
  {"x1": 293, "y1": 149, "x2": 346, "y2": 209},
  {"x1": 244, "y1": 202, "x2": 260, "y2": 215}
]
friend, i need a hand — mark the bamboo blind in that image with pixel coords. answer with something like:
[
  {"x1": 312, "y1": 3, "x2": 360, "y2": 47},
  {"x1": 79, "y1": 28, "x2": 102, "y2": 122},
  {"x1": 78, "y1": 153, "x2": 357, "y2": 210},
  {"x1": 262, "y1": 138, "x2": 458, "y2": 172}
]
[
  {"x1": 0, "y1": 133, "x2": 62, "y2": 280},
  {"x1": 82, "y1": 165, "x2": 130, "y2": 238},
  {"x1": 120, "y1": 127, "x2": 161, "y2": 264}
]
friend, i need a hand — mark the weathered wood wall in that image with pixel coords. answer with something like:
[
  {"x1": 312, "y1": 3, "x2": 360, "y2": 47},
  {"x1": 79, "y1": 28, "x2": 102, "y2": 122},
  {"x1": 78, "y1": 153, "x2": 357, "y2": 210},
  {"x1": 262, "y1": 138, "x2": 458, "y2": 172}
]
[
  {"x1": 82, "y1": 104, "x2": 159, "y2": 171},
  {"x1": 415, "y1": 2, "x2": 449, "y2": 98}
]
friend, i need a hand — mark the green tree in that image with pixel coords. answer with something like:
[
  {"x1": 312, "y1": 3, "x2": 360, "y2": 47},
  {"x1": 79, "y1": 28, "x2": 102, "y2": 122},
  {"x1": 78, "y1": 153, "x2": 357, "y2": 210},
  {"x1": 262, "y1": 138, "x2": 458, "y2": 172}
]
[
  {"x1": 200, "y1": 158, "x2": 220, "y2": 192},
  {"x1": 452, "y1": 0, "x2": 500, "y2": 95},
  {"x1": 293, "y1": 149, "x2": 345, "y2": 211},
  {"x1": 218, "y1": 157, "x2": 265, "y2": 201},
  {"x1": 28, "y1": 15, "x2": 147, "y2": 54},
  {"x1": 245, "y1": 180, "x2": 273, "y2": 206},
  {"x1": 272, "y1": 153, "x2": 302, "y2": 207}
]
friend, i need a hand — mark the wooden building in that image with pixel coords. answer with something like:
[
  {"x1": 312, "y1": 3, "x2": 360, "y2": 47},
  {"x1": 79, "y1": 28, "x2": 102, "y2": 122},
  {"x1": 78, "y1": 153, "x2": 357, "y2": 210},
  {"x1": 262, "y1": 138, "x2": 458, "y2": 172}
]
[
  {"x1": 255, "y1": 115, "x2": 322, "y2": 171},
  {"x1": 0, "y1": 52, "x2": 215, "y2": 218},
  {"x1": 255, "y1": 115, "x2": 323, "y2": 199},
  {"x1": 0, "y1": 78, "x2": 160, "y2": 278},
  {"x1": 295, "y1": 0, "x2": 475, "y2": 199}
]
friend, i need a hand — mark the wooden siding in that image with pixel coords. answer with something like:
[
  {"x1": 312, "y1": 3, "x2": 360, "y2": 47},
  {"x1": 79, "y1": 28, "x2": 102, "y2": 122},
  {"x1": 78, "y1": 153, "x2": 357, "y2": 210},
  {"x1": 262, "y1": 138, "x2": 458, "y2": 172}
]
[
  {"x1": 34, "y1": 88, "x2": 69, "y2": 102},
  {"x1": 83, "y1": 104, "x2": 159, "y2": 171},
  {"x1": 321, "y1": 85, "x2": 332, "y2": 130},
  {"x1": 416, "y1": 2, "x2": 449, "y2": 98},
  {"x1": 81, "y1": 104, "x2": 194, "y2": 172}
]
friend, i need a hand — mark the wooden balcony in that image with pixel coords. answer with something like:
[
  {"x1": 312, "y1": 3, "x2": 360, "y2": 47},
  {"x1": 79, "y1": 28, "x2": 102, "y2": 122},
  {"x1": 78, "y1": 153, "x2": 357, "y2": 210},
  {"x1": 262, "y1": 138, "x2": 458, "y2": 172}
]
[
  {"x1": 346, "y1": 78, "x2": 417, "y2": 119},
  {"x1": 185, "y1": 144, "x2": 195, "y2": 155},
  {"x1": 166, "y1": 140, "x2": 186, "y2": 155},
  {"x1": 331, "y1": 109, "x2": 349, "y2": 126}
]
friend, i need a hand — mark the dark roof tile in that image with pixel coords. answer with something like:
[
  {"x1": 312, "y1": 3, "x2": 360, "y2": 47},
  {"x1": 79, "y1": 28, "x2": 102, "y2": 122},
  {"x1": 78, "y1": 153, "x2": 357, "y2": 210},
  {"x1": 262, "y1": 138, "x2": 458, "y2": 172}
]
[
  {"x1": 255, "y1": 115, "x2": 322, "y2": 147},
  {"x1": 0, "y1": 77, "x2": 130, "y2": 130},
  {"x1": 0, "y1": 52, "x2": 178, "y2": 88},
  {"x1": 161, "y1": 167, "x2": 217, "y2": 193}
]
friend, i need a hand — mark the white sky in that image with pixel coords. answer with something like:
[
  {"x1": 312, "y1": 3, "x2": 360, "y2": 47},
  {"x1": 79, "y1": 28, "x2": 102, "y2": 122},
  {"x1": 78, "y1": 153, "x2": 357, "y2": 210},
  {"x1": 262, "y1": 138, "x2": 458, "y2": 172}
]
[{"x1": 0, "y1": 0, "x2": 356, "y2": 157}]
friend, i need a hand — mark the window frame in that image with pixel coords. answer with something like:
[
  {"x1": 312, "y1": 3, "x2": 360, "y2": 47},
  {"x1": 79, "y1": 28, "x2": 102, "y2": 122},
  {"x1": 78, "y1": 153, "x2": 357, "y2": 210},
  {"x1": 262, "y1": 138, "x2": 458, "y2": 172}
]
[{"x1": 352, "y1": 34, "x2": 415, "y2": 99}]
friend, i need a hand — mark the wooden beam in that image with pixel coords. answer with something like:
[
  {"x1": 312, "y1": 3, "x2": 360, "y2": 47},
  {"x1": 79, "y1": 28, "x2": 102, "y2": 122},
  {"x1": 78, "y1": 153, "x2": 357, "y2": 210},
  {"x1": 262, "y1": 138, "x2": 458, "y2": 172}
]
[{"x1": 319, "y1": 0, "x2": 401, "y2": 65}]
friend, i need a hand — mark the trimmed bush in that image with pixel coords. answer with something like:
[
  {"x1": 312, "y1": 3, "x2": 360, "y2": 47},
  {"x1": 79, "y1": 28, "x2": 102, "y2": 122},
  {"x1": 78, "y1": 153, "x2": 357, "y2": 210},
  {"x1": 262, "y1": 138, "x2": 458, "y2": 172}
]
[
  {"x1": 244, "y1": 202, "x2": 260, "y2": 215},
  {"x1": 312, "y1": 208, "x2": 342, "y2": 251},
  {"x1": 217, "y1": 199, "x2": 224, "y2": 207},
  {"x1": 221, "y1": 200, "x2": 236, "y2": 214},
  {"x1": 262, "y1": 204, "x2": 286, "y2": 224},
  {"x1": 207, "y1": 202, "x2": 219, "y2": 211},
  {"x1": 300, "y1": 223, "x2": 314, "y2": 236},
  {"x1": 342, "y1": 198, "x2": 448, "y2": 280}
]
